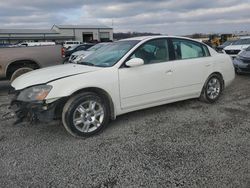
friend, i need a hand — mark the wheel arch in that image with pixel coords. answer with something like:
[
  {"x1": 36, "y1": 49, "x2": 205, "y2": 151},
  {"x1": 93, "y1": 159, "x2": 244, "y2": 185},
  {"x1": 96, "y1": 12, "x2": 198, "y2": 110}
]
[
  {"x1": 201, "y1": 71, "x2": 225, "y2": 95},
  {"x1": 6, "y1": 59, "x2": 40, "y2": 80},
  {"x1": 70, "y1": 87, "x2": 116, "y2": 120},
  {"x1": 199, "y1": 71, "x2": 225, "y2": 103},
  {"x1": 210, "y1": 71, "x2": 225, "y2": 89}
]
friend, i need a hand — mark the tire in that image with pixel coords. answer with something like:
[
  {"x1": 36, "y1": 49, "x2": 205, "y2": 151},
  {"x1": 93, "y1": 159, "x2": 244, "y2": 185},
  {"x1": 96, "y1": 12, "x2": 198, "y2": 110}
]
[
  {"x1": 200, "y1": 74, "x2": 223, "y2": 103},
  {"x1": 10, "y1": 67, "x2": 33, "y2": 82},
  {"x1": 62, "y1": 92, "x2": 110, "y2": 137}
]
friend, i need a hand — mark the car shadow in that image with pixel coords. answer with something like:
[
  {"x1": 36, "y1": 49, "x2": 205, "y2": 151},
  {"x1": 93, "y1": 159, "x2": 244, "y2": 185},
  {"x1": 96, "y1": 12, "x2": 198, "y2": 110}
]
[{"x1": 106, "y1": 98, "x2": 202, "y2": 131}]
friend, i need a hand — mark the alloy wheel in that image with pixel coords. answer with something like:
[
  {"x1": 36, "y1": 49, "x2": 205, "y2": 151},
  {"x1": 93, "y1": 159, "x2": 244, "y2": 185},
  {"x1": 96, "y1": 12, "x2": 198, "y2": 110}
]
[
  {"x1": 206, "y1": 77, "x2": 221, "y2": 100},
  {"x1": 72, "y1": 100, "x2": 104, "y2": 133}
]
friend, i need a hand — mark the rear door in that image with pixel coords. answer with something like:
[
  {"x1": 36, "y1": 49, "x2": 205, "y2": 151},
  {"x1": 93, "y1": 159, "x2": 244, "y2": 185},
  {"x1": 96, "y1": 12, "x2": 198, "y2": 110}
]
[{"x1": 170, "y1": 38, "x2": 213, "y2": 97}]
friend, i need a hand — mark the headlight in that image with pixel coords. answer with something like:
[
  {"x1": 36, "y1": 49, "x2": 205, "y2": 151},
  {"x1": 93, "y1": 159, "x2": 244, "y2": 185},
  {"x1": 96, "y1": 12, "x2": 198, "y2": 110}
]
[{"x1": 17, "y1": 85, "x2": 52, "y2": 102}]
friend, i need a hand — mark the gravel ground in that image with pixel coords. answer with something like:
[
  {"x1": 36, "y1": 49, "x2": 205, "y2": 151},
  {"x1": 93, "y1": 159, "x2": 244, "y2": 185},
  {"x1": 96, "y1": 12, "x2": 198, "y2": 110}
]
[{"x1": 0, "y1": 76, "x2": 250, "y2": 188}]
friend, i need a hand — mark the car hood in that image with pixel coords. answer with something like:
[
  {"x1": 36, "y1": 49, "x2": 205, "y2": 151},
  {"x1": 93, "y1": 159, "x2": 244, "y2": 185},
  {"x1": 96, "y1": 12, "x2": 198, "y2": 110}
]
[
  {"x1": 224, "y1": 45, "x2": 250, "y2": 50},
  {"x1": 11, "y1": 64, "x2": 102, "y2": 90}
]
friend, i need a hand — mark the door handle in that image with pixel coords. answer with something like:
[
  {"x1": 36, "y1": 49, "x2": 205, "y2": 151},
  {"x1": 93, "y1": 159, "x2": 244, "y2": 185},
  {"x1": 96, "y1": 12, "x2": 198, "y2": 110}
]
[{"x1": 205, "y1": 64, "x2": 211, "y2": 67}]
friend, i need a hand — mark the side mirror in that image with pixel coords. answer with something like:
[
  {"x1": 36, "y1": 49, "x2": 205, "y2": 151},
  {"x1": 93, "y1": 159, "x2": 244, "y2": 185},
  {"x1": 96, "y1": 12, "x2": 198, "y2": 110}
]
[{"x1": 125, "y1": 58, "x2": 144, "y2": 67}]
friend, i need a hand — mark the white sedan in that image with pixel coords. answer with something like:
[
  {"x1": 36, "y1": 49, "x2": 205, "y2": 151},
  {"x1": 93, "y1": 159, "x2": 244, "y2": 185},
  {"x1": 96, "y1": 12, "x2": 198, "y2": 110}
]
[{"x1": 11, "y1": 36, "x2": 235, "y2": 137}]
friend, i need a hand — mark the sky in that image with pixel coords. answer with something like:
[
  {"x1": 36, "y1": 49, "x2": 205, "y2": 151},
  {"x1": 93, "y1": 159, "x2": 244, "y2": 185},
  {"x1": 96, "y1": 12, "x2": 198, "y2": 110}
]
[{"x1": 0, "y1": 0, "x2": 250, "y2": 35}]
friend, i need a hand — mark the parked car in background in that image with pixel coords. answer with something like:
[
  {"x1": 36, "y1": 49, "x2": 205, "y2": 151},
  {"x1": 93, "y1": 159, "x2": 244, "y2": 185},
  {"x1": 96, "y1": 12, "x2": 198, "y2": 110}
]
[
  {"x1": 11, "y1": 36, "x2": 235, "y2": 137},
  {"x1": 0, "y1": 45, "x2": 63, "y2": 82},
  {"x1": 233, "y1": 46, "x2": 250, "y2": 74},
  {"x1": 63, "y1": 41, "x2": 82, "y2": 49},
  {"x1": 223, "y1": 37, "x2": 250, "y2": 57},
  {"x1": 17, "y1": 42, "x2": 56, "y2": 47},
  {"x1": 69, "y1": 42, "x2": 110, "y2": 63},
  {"x1": 216, "y1": 40, "x2": 236, "y2": 52},
  {"x1": 0, "y1": 43, "x2": 12, "y2": 48},
  {"x1": 62, "y1": 43, "x2": 94, "y2": 62}
]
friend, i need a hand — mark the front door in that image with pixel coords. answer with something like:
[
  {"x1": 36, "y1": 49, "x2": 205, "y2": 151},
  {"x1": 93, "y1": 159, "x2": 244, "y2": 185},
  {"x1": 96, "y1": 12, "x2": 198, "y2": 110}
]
[{"x1": 118, "y1": 38, "x2": 175, "y2": 109}]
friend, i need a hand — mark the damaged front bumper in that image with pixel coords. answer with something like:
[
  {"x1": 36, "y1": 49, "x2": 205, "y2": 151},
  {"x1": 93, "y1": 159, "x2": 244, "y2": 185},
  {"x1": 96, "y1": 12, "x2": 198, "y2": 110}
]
[
  {"x1": 10, "y1": 100, "x2": 57, "y2": 124},
  {"x1": 9, "y1": 88, "x2": 60, "y2": 124}
]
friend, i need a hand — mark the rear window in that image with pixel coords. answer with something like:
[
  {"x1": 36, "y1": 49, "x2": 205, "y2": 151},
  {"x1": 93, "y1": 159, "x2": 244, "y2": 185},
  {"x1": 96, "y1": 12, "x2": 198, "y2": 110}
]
[{"x1": 172, "y1": 39, "x2": 209, "y2": 60}]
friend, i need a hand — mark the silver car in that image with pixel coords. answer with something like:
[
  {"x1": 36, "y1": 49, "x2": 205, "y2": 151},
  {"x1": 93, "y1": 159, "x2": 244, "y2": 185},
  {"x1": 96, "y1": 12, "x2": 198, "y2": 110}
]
[{"x1": 233, "y1": 46, "x2": 250, "y2": 74}]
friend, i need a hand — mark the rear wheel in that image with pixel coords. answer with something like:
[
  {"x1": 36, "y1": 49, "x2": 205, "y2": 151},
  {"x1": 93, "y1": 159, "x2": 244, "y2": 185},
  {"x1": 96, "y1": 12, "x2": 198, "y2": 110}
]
[
  {"x1": 10, "y1": 67, "x2": 33, "y2": 82},
  {"x1": 200, "y1": 74, "x2": 223, "y2": 103},
  {"x1": 62, "y1": 92, "x2": 110, "y2": 137}
]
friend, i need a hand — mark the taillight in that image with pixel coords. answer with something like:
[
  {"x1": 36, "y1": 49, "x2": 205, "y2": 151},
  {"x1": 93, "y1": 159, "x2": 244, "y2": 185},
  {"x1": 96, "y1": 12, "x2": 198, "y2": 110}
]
[{"x1": 61, "y1": 47, "x2": 65, "y2": 57}]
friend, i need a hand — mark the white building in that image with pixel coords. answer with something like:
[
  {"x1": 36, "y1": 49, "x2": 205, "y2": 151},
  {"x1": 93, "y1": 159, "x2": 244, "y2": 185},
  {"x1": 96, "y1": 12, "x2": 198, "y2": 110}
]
[
  {"x1": 0, "y1": 25, "x2": 113, "y2": 44},
  {"x1": 52, "y1": 25, "x2": 113, "y2": 42}
]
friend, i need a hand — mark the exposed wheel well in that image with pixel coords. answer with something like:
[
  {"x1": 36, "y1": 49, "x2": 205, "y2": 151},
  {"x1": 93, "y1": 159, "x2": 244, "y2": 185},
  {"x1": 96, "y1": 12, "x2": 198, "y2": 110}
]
[
  {"x1": 55, "y1": 87, "x2": 116, "y2": 121},
  {"x1": 6, "y1": 60, "x2": 40, "y2": 80}
]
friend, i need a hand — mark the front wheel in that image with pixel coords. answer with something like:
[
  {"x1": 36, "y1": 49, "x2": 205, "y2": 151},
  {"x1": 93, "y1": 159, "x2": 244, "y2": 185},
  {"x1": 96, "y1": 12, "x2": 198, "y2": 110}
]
[
  {"x1": 200, "y1": 74, "x2": 223, "y2": 103},
  {"x1": 62, "y1": 92, "x2": 110, "y2": 137}
]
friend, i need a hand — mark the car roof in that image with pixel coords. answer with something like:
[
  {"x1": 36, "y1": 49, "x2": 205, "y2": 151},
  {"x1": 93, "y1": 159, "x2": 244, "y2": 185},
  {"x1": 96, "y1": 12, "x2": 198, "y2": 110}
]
[
  {"x1": 240, "y1": 36, "x2": 250, "y2": 39},
  {"x1": 120, "y1": 35, "x2": 203, "y2": 43}
]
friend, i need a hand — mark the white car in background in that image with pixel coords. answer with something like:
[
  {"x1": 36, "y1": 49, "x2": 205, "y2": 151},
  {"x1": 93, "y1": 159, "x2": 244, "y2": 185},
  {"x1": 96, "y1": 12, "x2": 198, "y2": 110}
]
[
  {"x1": 224, "y1": 37, "x2": 250, "y2": 58},
  {"x1": 63, "y1": 41, "x2": 82, "y2": 49},
  {"x1": 69, "y1": 42, "x2": 110, "y2": 63},
  {"x1": 11, "y1": 36, "x2": 235, "y2": 137},
  {"x1": 17, "y1": 42, "x2": 55, "y2": 47}
]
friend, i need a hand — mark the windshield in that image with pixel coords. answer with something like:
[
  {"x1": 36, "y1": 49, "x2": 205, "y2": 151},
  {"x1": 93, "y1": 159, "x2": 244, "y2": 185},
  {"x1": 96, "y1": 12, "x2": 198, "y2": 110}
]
[
  {"x1": 234, "y1": 38, "x2": 250, "y2": 45},
  {"x1": 87, "y1": 43, "x2": 108, "y2": 51},
  {"x1": 79, "y1": 40, "x2": 139, "y2": 67},
  {"x1": 222, "y1": 40, "x2": 235, "y2": 46}
]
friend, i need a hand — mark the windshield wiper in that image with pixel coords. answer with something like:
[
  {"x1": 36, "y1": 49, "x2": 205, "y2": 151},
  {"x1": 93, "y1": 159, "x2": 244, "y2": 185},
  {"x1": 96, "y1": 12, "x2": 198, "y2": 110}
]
[{"x1": 79, "y1": 62, "x2": 95, "y2": 66}]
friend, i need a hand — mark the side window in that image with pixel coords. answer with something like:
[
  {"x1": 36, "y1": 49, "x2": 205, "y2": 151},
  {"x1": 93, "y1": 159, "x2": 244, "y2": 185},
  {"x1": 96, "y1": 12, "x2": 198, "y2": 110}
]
[
  {"x1": 202, "y1": 45, "x2": 210, "y2": 56},
  {"x1": 130, "y1": 39, "x2": 169, "y2": 64},
  {"x1": 172, "y1": 39, "x2": 206, "y2": 60}
]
